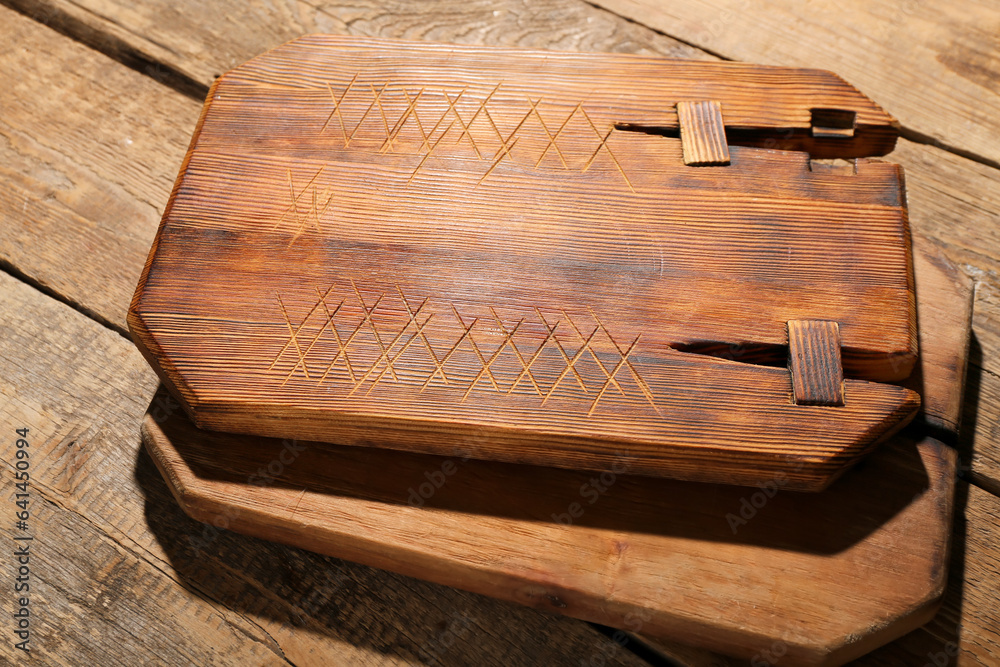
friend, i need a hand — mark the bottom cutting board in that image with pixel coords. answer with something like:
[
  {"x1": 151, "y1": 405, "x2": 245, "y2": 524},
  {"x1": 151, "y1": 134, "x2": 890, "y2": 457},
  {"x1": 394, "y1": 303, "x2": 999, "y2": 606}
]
[{"x1": 141, "y1": 236, "x2": 972, "y2": 666}]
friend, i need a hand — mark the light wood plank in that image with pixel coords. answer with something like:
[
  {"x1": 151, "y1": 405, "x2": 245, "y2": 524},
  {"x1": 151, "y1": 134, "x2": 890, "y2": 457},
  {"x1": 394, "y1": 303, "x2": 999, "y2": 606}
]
[
  {"x1": 961, "y1": 277, "x2": 1000, "y2": 497},
  {"x1": 144, "y1": 406, "x2": 958, "y2": 666},
  {"x1": 888, "y1": 143, "x2": 1000, "y2": 490},
  {"x1": 0, "y1": 4, "x2": 200, "y2": 332},
  {"x1": 1, "y1": 0, "x2": 711, "y2": 91},
  {"x1": 904, "y1": 237, "x2": 975, "y2": 435},
  {"x1": 851, "y1": 483, "x2": 1000, "y2": 666},
  {"x1": 4, "y1": 0, "x2": 999, "y2": 491},
  {"x1": 640, "y1": 483, "x2": 1000, "y2": 666},
  {"x1": 589, "y1": 0, "x2": 1000, "y2": 166}
]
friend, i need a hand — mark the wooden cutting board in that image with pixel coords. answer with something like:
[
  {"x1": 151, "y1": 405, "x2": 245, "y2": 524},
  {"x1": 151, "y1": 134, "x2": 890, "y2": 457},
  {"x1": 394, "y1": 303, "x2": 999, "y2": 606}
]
[
  {"x1": 141, "y1": 234, "x2": 971, "y2": 666},
  {"x1": 130, "y1": 36, "x2": 919, "y2": 490}
]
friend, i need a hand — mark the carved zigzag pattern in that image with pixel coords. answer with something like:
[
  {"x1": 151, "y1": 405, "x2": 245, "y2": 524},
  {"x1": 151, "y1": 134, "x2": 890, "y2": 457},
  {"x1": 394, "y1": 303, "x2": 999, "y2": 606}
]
[
  {"x1": 319, "y1": 77, "x2": 634, "y2": 190},
  {"x1": 269, "y1": 282, "x2": 657, "y2": 416}
]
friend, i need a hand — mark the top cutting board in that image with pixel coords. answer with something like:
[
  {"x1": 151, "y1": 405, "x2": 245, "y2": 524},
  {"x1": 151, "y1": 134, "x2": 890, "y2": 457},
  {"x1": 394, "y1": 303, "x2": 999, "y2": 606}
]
[{"x1": 129, "y1": 35, "x2": 919, "y2": 491}]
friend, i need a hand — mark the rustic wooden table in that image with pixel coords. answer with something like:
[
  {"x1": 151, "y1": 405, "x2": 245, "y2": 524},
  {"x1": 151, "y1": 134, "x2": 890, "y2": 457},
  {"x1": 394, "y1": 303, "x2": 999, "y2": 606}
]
[{"x1": 1, "y1": 1, "x2": 997, "y2": 665}]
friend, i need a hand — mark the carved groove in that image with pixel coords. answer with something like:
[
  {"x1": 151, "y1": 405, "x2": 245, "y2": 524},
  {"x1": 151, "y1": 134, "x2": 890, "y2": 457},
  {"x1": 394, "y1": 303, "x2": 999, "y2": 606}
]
[
  {"x1": 319, "y1": 78, "x2": 634, "y2": 189},
  {"x1": 269, "y1": 283, "x2": 658, "y2": 415}
]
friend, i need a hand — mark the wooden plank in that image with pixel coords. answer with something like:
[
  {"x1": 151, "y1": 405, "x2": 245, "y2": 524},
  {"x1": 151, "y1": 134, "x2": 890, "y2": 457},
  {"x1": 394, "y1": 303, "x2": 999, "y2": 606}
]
[
  {"x1": 0, "y1": 489, "x2": 290, "y2": 665},
  {"x1": 893, "y1": 140, "x2": 1000, "y2": 277},
  {"x1": 0, "y1": 0, "x2": 709, "y2": 93},
  {"x1": 144, "y1": 410, "x2": 958, "y2": 667},
  {"x1": 0, "y1": 272, "x2": 647, "y2": 666},
  {"x1": 588, "y1": 0, "x2": 1000, "y2": 167},
  {"x1": 851, "y1": 482, "x2": 1000, "y2": 666},
  {"x1": 185, "y1": 34, "x2": 897, "y2": 151},
  {"x1": 903, "y1": 237, "x2": 975, "y2": 435},
  {"x1": 676, "y1": 100, "x2": 730, "y2": 166},
  {"x1": 0, "y1": 3, "x2": 201, "y2": 333},
  {"x1": 888, "y1": 143, "x2": 1000, "y2": 491},
  {"x1": 638, "y1": 239, "x2": 980, "y2": 665},
  {"x1": 0, "y1": 0, "x2": 710, "y2": 337},
  {"x1": 0, "y1": 11, "x2": 651, "y2": 665},
  {"x1": 787, "y1": 320, "x2": 844, "y2": 406},
  {"x1": 961, "y1": 276, "x2": 1000, "y2": 497},
  {"x1": 640, "y1": 482, "x2": 1000, "y2": 667},
  {"x1": 3, "y1": 0, "x2": 997, "y2": 491}
]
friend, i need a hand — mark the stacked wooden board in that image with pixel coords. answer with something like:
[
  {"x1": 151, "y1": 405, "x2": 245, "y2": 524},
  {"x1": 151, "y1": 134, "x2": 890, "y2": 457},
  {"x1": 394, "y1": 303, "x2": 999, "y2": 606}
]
[
  {"x1": 128, "y1": 36, "x2": 970, "y2": 665},
  {"x1": 3, "y1": 0, "x2": 999, "y2": 664}
]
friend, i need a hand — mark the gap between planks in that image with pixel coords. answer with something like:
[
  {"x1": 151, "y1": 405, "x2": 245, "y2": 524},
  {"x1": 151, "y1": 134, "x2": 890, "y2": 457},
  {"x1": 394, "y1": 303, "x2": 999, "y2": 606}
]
[
  {"x1": 0, "y1": 258, "x2": 130, "y2": 339},
  {"x1": 0, "y1": 0, "x2": 210, "y2": 100}
]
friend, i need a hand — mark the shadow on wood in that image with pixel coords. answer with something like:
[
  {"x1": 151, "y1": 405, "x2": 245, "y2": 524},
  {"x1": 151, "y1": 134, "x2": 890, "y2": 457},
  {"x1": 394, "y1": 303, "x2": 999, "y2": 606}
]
[
  {"x1": 131, "y1": 438, "x2": 642, "y2": 666},
  {"x1": 143, "y1": 393, "x2": 931, "y2": 554}
]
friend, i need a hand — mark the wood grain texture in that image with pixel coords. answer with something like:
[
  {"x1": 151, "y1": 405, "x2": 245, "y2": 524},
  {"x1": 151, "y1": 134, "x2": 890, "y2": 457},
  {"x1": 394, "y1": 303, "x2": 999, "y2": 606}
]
[
  {"x1": 589, "y1": 0, "x2": 1000, "y2": 167},
  {"x1": 677, "y1": 100, "x2": 730, "y2": 166},
  {"x1": 3, "y1": 0, "x2": 997, "y2": 495},
  {"x1": 961, "y1": 278, "x2": 1000, "y2": 496},
  {"x1": 0, "y1": 0, "x2": 715, "y2": 93},
  {"x1": 850, "y1": 482, "x2": 1000, "y2": 666},
  {"x1": 0, "y1": 3, "x2": 201, "y2": 333},
  {"x1": 640, "y1": 481, "x2": 1000, "y2": 667},
  {"x1": 638, "y1": 238, "x2": 977, "y2": 666},
  {"x1": 153, "y1": 32, "x2": 899, "y2": 158},
  {"x1": 788, "y1": 320, "x2": 844, "y2": 406},
  {"x1": 0, "y1": 272, "x2": 646, "y2": 667},
  {"x1": 0, "y1": 1, "x2": 996, "y2": 664},
  {"x1": 128, "y1": 35, "x2": 918, "y2": 491},
  {"x1": 903, "y1": 236, "x2": 975, "y2": 434},
  {"x1": 889, "y1": 140, "x2": 1000, "y2": 491},
  {"x1": 139, "y1": 236, "x2": 970, "y2": 666},
  {"x1": 144, "y1": 415, "x2": 956, "y2": 667}
]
